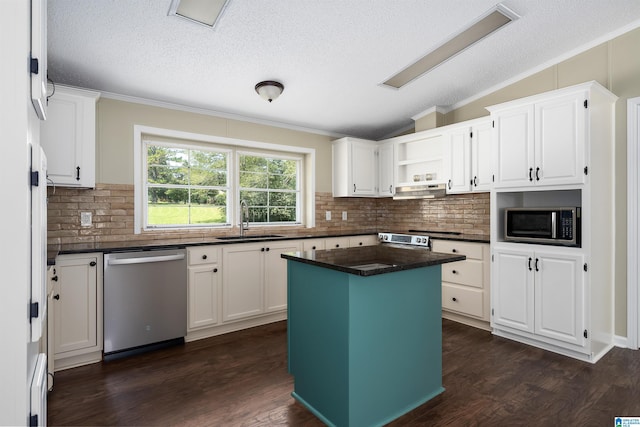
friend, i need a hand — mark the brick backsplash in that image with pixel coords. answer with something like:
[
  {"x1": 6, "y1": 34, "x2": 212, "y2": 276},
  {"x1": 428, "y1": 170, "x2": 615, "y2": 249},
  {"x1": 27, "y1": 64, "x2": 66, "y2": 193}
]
[{"x1": 47, "y1": 184, "x2": 489, "y2": 246}]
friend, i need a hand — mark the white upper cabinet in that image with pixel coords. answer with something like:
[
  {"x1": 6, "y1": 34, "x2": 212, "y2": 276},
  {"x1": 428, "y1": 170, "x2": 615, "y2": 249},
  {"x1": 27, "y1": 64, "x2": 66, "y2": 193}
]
[
  {"x1": 332, "y1": 137, "x2": 378, "y2": 197},
  {"x1": 489, "y1": 87, "x2": 589, "y2": 189},
  {"x1": 394, "y1": 132, "x2": 447, "y2": 187},
  {"x1": 444, "y1": 118, "x2": 492, "y2": 194},
  {"x1": 40, "y1": 86, "x2": 100, "y2": 188},
  {"x1": 377, "y1": 141, "x2": 395, "y2": 197}
]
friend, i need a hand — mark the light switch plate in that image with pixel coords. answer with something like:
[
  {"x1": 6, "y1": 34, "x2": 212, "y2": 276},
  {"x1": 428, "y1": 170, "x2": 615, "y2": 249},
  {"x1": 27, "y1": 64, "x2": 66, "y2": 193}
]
[
  {"x1": 80, "y1": 211, "x2": 92, "y2": 227},
  {"x1": 342, "y1": 211, "x2": 347, "y2": 220},
  {"x1": 325, "y1": 211, "x2": 331, "y2": 221}
]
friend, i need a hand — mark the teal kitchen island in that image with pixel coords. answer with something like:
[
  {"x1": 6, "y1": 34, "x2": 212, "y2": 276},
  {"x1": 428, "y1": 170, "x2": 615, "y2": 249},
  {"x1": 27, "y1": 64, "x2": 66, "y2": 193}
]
[{"x1": 282, "y1": 245, "x2": 464, "y2": 427}]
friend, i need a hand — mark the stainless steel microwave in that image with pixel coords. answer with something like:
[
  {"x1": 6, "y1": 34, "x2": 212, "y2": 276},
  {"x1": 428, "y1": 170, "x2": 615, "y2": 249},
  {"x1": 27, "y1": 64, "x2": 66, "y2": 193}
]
[{"x1": 504, "y1": 207, "x2": 581, "y2": 246}]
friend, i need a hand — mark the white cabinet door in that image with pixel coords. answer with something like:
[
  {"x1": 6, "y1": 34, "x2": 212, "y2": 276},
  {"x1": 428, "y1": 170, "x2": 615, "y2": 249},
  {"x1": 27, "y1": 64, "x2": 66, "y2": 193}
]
[
  {"x1": 493, "y1": 105, "x2": 535, "y2": 189},
  {"x1": 492, "y1": 248, "x2": 534, "y2": 333},
  {"x1": 264, "y1": 241, "x2": 302, "y2": 313},
  {"x1": 349, "y1": 235, "x2": 379, "y2": 247},
  {"x1": 40, "y1": 86, "x2": 99, "y2": 188},
  {"x1": 534, "y1": 251, "x2": 585, "y2": 345},
  {"x1": 302, "y1": 238, "x2": 326, "y2": 251},
  {"x1": 471, "y1": 120, "x2": 493, "y2": 191},
  {"x1": 446, "y1": 126, "x2": 471, "y2": 194},
  {"x1": 188, "y1": 264, "x2": 220, "y2": 330},
  {"x1": 53, "y1": 254, "x2": 99, "y2": 355},
  {"x1": 535, "y1": 92, "x2": 586, "y2": 186},
  {"x1": 222, "y1": 243, "x2": 264, "y2": 322},
  {"x1": 378, "y1": 141, "x2": 395, "y2": 197},
  {"x1": 351, "y1": 140, "x2": 377, "y2": 196},
  {"x1": 325, "y1": 236, "x2": 351, "y2": 249}
]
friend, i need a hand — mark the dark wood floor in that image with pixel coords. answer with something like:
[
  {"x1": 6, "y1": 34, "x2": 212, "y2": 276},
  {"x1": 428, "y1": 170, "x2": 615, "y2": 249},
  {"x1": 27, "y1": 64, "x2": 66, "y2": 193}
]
[{"x1": 48, "y1": 319, "x2": 640, "y2": 426}]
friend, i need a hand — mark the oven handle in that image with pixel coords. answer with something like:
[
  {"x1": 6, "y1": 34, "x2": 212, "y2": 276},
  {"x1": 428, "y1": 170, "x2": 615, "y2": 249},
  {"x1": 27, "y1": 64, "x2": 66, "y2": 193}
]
[{"x1": 108, "y1": 253, "x2": 185, "y2": 266}]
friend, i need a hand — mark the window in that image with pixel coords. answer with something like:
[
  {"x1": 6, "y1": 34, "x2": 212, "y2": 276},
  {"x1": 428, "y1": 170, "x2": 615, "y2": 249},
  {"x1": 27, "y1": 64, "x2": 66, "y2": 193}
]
[
  {"x1": 144, "y1": 141, "x2": 230, "y2": 228},
  {"x1": 134, "y1": 126, "x2": 315, "y2": 233},
  {"x1": 238, "y1": 153, "x2": 300, "y2": 224}
]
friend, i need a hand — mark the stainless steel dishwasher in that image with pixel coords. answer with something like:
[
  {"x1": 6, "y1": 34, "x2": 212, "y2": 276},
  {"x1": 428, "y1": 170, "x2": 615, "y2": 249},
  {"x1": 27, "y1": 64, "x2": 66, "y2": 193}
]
[{"x1": 103, "y1": 248, "x2": 187, "y2": 359}]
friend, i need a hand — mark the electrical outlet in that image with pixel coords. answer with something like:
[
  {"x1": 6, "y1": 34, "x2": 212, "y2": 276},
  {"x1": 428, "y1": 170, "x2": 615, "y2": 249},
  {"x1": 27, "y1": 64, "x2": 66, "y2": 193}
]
[
  {"x1": 325, "y1": 211, "x2": 331, "y2": 221},
  {"x1": 342, "y1": 211, "x2": 347, "y2": 221},
  {"x1": 80, "y1": 211, "x2": 92, "y2": 227}
]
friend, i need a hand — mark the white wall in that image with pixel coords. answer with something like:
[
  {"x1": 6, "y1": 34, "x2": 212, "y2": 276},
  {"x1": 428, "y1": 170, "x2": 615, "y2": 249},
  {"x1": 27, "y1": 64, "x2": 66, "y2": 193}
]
[{"x1": 0, "y1": 1, "x2": 42, "y2": 424}]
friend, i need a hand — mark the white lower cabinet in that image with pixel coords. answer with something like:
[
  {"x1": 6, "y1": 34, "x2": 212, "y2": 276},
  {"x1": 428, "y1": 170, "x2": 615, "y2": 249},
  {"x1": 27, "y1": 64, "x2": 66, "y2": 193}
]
[
  {"x1": 432, "y1": 240, "x2": 490, "y2": 329},
  {"x1": 51, "y1": 253, "x2": 103, "y2": 371},
  {"x1": 492, "y1": 245, "x2": 585, "y2": 349},
  {"x1": 222, "y1": 240, "x2": 302, "y2": 322},
  {"x1": 324, "y1": 236, "x2": 351, "y2": 249},
  {"x1": 349, "y1": 234, "x2": 379, "y2": 247},
  {"x1": 187, "y1": 246, "x2": 221, "y2": 330}
]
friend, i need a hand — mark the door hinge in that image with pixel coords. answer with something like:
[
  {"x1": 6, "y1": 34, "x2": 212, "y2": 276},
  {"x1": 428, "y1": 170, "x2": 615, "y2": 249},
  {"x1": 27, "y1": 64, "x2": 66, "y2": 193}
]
[
  {"x1": 29, "y1": 414, "x2": 38, "y2": 427},
  {"x1": 30, "y1": 169, "x2": 39, "y2": 187},
  {"x1": 29, "y1": 57, "x2": 39, "y2": 75},
  {"x1": 583, "y1": 329, "x2": 588, "y2": 339},
  {"x1": 584, "y1": 99, "x2": 588, "y2": 109},
  {"x1": 584, "y1": 263, "x2": 588, "y2": 272},
  {"x1": 584, "y1": 166, "x2": 588, "y2": 175},
  {"x1": 29, "y1": 301, "x2": 39, "y2": 321}
]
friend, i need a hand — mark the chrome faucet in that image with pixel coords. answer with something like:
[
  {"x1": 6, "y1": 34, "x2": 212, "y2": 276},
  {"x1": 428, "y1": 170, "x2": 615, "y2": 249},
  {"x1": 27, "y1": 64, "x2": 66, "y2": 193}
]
[{"x1": 239, "y1": 199, "x2": 249, "y2": 237}]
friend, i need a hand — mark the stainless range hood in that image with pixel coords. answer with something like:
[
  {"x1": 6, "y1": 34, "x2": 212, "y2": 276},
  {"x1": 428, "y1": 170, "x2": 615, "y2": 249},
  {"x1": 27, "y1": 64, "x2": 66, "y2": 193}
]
[{"x1": 393, "y1": 183, "x2": 447, "y2": 200}]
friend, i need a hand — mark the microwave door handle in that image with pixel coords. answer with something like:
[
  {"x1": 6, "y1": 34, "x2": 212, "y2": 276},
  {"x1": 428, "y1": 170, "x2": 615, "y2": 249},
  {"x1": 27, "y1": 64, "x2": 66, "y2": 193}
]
[{"x1": 551, "y1": 212, "x2": 557, "y2": 239}]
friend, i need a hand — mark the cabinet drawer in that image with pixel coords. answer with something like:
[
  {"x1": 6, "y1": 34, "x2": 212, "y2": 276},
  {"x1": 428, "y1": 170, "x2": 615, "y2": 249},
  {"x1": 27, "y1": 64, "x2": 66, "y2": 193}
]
[
  {"x1": 432, "y1": 240, "x2": 484, "y2": 260},
  {"x1": 442, "y1": 283, "x2": 484, "y2": 318},
  {"x1": 441, "y1": 259, "x2": 484, "y2": 288},
  {"x1": 188, "y1": 246, "x2": 219, "y2": 265}
]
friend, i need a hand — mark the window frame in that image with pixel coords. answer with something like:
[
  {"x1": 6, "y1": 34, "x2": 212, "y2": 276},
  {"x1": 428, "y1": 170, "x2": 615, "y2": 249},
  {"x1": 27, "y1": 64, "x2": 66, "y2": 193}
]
[
  {"x1": 133, "y1": 125, "x2": 315, "y2": 234},
  {"x1": 143, "y1": 139, "x2": 232, "y2": 229},
  {"x1": 236, "y1": 149, "x2": 302, "y2": 225}
]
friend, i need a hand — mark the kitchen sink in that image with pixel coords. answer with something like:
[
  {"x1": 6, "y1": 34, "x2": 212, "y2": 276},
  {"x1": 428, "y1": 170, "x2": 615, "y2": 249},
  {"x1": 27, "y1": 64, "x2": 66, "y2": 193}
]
[{"x1": 216, "y1": 234, "x2": 284, "y2": 241}]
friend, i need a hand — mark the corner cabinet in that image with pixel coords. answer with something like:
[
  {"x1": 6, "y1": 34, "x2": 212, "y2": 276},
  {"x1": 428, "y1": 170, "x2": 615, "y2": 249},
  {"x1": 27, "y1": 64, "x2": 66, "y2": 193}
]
[
  {"x1": 50, "y1": 253, "x2": 103, "y2": 371},
  {"x1": 332, "y1": 137, "x2": 378, "y2": 197},
  {"x1": 40, "y1": 85, "x2": 100, "y2": 188},
  {"x1": 489, "y1": 81, "x2": 618, "y2": 363}
]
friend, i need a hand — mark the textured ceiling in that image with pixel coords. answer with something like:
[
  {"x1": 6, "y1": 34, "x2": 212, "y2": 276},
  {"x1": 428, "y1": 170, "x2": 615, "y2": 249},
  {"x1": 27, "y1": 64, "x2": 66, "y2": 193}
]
[{"x1": 47, "y1": 0, "x2": 640, "y2": 140}]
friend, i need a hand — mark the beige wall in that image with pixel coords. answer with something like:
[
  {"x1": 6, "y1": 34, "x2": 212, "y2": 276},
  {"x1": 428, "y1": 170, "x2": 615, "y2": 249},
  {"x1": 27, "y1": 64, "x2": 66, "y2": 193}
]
[
  {"x1": 96, "y1": 99, "x2": 335, "y2": 192},
  {"x1": 415, "y1": 26, "x2": 640, "y2": 337}
]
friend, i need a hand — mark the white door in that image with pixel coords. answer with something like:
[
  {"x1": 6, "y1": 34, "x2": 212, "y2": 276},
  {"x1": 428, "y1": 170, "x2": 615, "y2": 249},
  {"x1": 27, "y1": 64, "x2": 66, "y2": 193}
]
[
  {"x1": 535, "y1": 92, "x2": 587, "y2": 186},
  {"x1": 492, "y1": 248, "x2": 534, "y2": 333},
  {"x1": 534, "y1": 251, "x2": 585, "y2": 345},
  {"x1": 493, "y1": 105, "x2": 535, "y2": 188},
  {"x1": 471, "y1": 120, "x2": 493, "y2": 191},
  {"x1": 378, "y1": 142, "x2": 395, "y2": 196},
  {"x1": 446, "y1": 127, "x2": 471, "y2": 193},
  {"x1": 351, "y1": 141, "x2": 377, "y2": 195},
  {"x1": 188, "y1": 264, "x2": 220, "y2": 329},
  {"x1": 222, "y1": 244, "x2": 264, "y2": 321},
  {"x1": 264, "y1": 241, "x2": 301, "y2": 312}
]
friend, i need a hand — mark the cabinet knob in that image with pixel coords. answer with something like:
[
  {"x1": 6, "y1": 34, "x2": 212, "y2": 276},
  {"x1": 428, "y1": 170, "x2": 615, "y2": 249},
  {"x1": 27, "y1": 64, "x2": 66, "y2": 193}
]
[
  {"x1": 312, "y1": 246, "x2": 316, "y2": 250},
  {"x1": 452, "y1": 270, "x2": 458, "y2": 274},
  {"x1": 89, "y1": 261, "x2": 97, "y2": 267},
  {"x1": 53, "y1": 294, "x2": 60, "y2": 300},
  {"x1": 358, "y1": 242, "x2": 363, "y2": 246},
  {"x1": 335, "y1": 244, "x2": 340, "y2": 248},
  {"x1": 266, "y1": 247, "x2": 270, "y2": 252},
  {"x1": 202, "y1": 254, "x2": 207, "y2": 260},
  {"x1": 261, "y1": 248, "x2": 265, "y2": 252},
  {"x1": 452, "y1": 297, "x2": 457, "y2": 302},
  {"x1": 213, "y1": 268, "x2": 218, "y2": 273},
  {"x1": 51, "y1": 275, "x2": 58, "y2": 282},
  {"x1": 452, "y1": 249, "x2": 457, "y2": 253}
]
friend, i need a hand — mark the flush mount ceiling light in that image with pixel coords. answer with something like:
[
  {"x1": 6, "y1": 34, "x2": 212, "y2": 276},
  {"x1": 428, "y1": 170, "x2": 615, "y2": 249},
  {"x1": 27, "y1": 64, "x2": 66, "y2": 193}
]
[
  {"x1": 383, "y1": 4, "x2": 519, "y2": 89},
  {"x1": 255, "y1": 81, "x2": 284, "y2": 103},
  {"x1": 168, "y1": 0, "x2": 230, "y2": 29}
]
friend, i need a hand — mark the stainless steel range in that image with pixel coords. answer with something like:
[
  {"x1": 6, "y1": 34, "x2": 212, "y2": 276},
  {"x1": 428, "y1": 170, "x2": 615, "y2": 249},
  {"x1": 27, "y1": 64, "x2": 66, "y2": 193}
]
[{"x1": 378, "y1": 232, "x2": 431, "y2": 248}]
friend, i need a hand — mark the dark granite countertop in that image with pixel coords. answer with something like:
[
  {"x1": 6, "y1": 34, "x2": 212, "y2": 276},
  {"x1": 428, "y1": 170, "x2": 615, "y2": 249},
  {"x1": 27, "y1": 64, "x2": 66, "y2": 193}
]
[
  {"x1": 281, "y1": 245, "x2": 465, "y2": 277},
  {"x1": 46, "y1": 232, "x2": 378, "y2": 265}
]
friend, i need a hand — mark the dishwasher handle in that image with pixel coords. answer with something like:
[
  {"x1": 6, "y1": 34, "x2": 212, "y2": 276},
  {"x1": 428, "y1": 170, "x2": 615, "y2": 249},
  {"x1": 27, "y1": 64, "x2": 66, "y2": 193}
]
[{"x1": 107, "y1": 253, "x2": 185, "y2": 266}]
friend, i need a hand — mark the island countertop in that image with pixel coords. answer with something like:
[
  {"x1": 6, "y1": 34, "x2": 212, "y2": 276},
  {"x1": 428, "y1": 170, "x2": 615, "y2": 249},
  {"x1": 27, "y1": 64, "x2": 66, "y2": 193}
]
[{"x1": 281, "y1": 245, "x2": 465, "y2": 276}]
